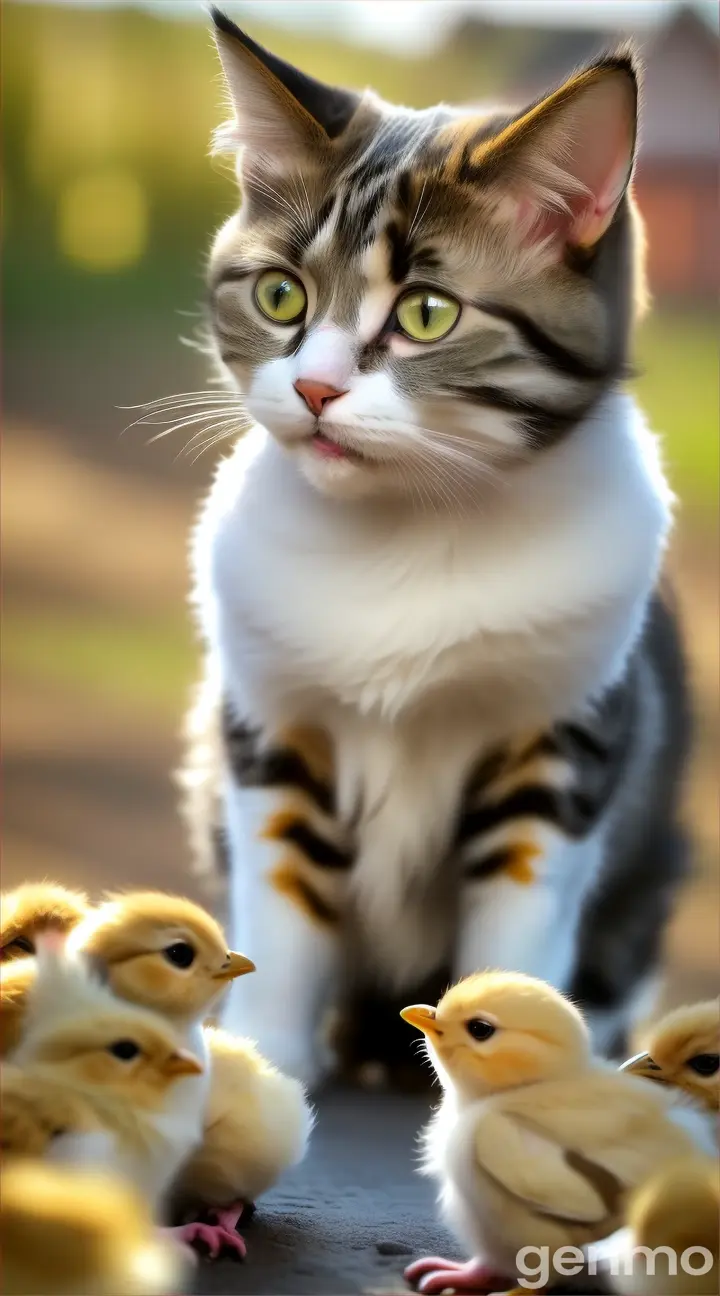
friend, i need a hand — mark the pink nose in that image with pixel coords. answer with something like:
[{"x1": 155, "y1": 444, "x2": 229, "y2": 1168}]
[{"x1": 294, "y1": 379, "x2": 346, "y2": 417}]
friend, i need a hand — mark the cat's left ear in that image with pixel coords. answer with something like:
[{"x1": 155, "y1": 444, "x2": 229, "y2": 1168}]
[
  {"x1": 455, "y1": 50, "x2": 639, "y2": 249},
  {"x1": 210, "y1": 7, "x2": 360, "y2": 162}
]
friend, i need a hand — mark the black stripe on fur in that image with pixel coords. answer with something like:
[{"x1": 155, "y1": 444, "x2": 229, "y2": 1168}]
[
  {"x1": 473, "y1": 300, "x2": 623, "y2": 381},
  {"x1": 452, "y1": 383, "x2": 591, "y2": 443},
  {"x1": 223, "y1": 706, "x2": 334, "y2": 816},
  {"x1": 280, "y1": 819, "x2": 352, "y2": 869}
]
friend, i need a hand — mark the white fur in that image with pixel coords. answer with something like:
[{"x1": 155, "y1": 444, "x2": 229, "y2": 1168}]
[{"x1": 193, "y1": 388, "x2": 672, "y2": 1080}]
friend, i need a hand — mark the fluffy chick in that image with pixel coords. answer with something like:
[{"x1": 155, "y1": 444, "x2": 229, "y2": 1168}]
[
  {"x1": 1, "y1": 1062, "x2": 103, "y2": 1158},
  {"x1": 602, "y1": 1156, "x2": 719, "y2": 1295},
  {"x1": 401, "y1": 972, "x2": 703, "y2": 1295},
  {"x1": 2, "y1": 890, "x2": 253, "y2": 1059},
  {"x1": 10, "y1": 935, "x2": 206, "y2": 1217},
  {"x1": 171, "y1": 1026, "x2": 314, "y2": 1231},
  {"x1": 2, "y1": 1158, "x2": 186, "y2": 1295},
  {"x1": 67, "y1": 891, "x2": 255, "y2": 1030},
  {"x1": 67, "y1": 892, "x2": 257, "y2": 1257},
  {"x1": 1, "y1": 881, "x2": 88, "y2": 961},
  {"x1": 622, "y1": 999, "x2": 719, "y2": 1113},
  {"x1": 1, "y1": 958, "x2": 37, "y2": 1056}
]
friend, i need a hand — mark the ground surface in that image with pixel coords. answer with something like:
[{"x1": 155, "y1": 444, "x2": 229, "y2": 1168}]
[{"x1": 194, "y1": 1086, "x2": 451, "y2": 1296}]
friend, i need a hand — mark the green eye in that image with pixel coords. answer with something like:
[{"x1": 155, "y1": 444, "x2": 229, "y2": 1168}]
[
  {"x1": 254, "y1": 270, "x2": 307, "y2": 324},
  {"x1": 396, "y1": 290, "x2": 460, "y2": 342}
]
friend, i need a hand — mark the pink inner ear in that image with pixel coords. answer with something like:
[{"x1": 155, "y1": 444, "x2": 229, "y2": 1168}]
[
  {"x1": 567, "y1": 98, "x2": 634, "y2": 246},
  {"x1": 520, "y1": 74, "x2": 635, "y2": 250}
]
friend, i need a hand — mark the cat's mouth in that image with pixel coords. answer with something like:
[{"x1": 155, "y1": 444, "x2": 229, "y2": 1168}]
[{"x1": 310, "y1": 429, "x2": 368, "y2": 465}]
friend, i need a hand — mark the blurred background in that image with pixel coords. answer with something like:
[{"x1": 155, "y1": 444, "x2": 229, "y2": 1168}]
[{"x1": 2, "y1": 1, "x2": 717, "y2": 1007}]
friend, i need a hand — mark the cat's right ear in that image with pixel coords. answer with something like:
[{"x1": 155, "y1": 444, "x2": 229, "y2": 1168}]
[{"x1": 210, "y1": 8, "x2": 360, "y2": 164}]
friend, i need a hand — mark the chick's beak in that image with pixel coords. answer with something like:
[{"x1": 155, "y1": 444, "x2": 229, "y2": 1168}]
[
  {"x1": 620, "y1": 1051, "x2": 665, "y2": 1081},
  {"x1": 214, "y1": 951, "x2": 256, "y2": 981},
  {"x1": 400, "y1": 1004, "x2": 440, "y2": 1037},
  {"x1": 164, "y1": 1049, "x2": 204, "y2": 1078}
]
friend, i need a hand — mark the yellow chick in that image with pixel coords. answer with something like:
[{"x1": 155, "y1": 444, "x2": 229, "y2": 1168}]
[
  {"x1": 622, "y1": 999, "x2": 719, "y2": 1114},
  {"x1": 1, "y1": 1062, "x2": 103, "y2": 1158},
  {"x1": 2, "y1": 890, "x2": 253, "y2": 1063},
  {"x1": 400, "y1": 972, "x2": 703, "y2": 1295},
  {"x1": 10, "y1": 933, "x2": 206, "y2": 1218},
  {"x1": 598, "y1": 1156, "x2": 719, "y2": 1295},
  {"x1": 1, "y1": 957, "x2": 37, "y2": 1056},
  {"x1": 1, "y1": 881, "x2": 89, "y2": 961},
  {"x1": 67, "y1": 890, "x2": 260, "y2": 1257},
  {"x1": 2, "y1": 1158, "x2": 186, "y2": 1295},
  {"x1": 171, "y1": 1026, "x2": 314, "y2": 1235},
  {"x1": 67, "y1": 890, "x2": 254, "y2": 1029}
]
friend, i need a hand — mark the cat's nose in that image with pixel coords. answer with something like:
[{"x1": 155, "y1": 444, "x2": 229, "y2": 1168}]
[{"x1": 294, "y1": 379, "x2": 347, "y2": 417}]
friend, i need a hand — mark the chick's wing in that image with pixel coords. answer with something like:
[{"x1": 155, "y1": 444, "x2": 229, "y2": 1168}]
[
  {"x1": 473, "y1": 1106, "x2": 609, "y2": 1223},
  {"x1": 495, "y1": 1073, "x2": 697, "y2": 1187}
]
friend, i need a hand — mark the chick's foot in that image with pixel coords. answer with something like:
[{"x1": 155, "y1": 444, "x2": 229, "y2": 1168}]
[
  {"x1": 404, "y1": 1255, "x2": 511, "y2": 1294},
  {"x1": 208, "y1": 1201, "x2": 249, "y2": 1234},
  {"x1": 168, "y1": 1220, "x2": 247, "y2": 1261}
]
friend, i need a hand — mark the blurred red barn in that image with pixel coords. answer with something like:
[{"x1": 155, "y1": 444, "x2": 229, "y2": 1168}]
[
  {"x1": 486, "y1": 5, "x2": 718, "y2": 302},
  {"x1": 634, "y1": 7, "x2": 718, "y2": 301}
]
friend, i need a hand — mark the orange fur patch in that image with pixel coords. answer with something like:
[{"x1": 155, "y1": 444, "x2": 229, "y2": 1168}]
[
  {"x1": 506, "y1": 842, "x2": 541, "y2": 885},
  {"x1": 269, "y1": 860, "x2": 339, "y2": 927},
  {"x1": 260, "y1": 807, "x2": 307, "y2": 843},
  {"x1": 276, "y1": 725, "x2": 333, "y2": 785},
  {"x1": 438, "y1": 115, "x2": 487, "y2": 178}
]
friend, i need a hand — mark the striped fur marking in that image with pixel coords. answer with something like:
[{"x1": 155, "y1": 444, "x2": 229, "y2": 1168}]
[
  {"x1": 261, "y1": 807, "x2": 351, "y2": 870},
  {"x1": 223, "y1": 706, "x2": 335, "y2": 815},
  {"x1": 269, "y1": 859, "x2": 340, "y2": 927},
  {"x1": 465, "y1": 842, "x2": 541, "y2": 885},
  {"x1": 457, "y1": 674, "x2": 636, "y2": 879}
]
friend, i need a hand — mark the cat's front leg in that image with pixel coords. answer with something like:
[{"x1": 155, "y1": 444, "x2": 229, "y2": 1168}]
[
  {"x1": 453, "y1": 742, "x2": 606, "y2": 997},
  {"x1": 220, "y1": 718, "x2": 351, "y2": 1088}
]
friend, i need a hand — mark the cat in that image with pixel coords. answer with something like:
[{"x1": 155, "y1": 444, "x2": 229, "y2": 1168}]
[{"x1": 180, "y1": 7, "x2": 691, "y2": 1088}]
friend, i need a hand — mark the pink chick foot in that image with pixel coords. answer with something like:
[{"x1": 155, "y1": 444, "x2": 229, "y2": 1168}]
[
  {"x1": 208, "y1": 1202, "x2": 247, "y2": 1234},
  {"x1": 404, "y1": 1255, "x2": 511, "y2": 1294},
  {"x1": 169, "y1": 1220, "x2": 247, "y2": 1261}
]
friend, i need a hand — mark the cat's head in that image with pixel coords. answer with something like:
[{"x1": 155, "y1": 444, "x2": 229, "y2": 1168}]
[{"x1": 208, "y1": 8, "x2": 644, "y2": 502}]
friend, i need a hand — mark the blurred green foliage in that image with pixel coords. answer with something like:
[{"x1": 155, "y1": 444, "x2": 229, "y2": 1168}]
[{"x1": 634, "y1": 313, "x2": 718, "y2": 512}]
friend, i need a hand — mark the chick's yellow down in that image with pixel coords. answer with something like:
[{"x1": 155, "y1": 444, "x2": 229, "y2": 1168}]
[
  {"x1": 622, "y1": 999, "x2": 719, "y2": 1112},
  {"x1": 2, "y1": 890, "x2": 253, "y2": 1058},
  {"x1": 10, "y1": 935, "x2": 206, "y2": 1217},
  {"x1": 401, "y1": 973, "x2": 705, "y2": 1293},
  {"x1": 1, "y1": 882, "x2": 88, "y2": 961},
  {"x1": 67, "y1": 891, "x2": 255, "y2": 1026},
  {"x1": 1, "y1": 958, "x2": 37, "y2": 1056},
  {"x1": 1, "y1": 891, "x2": 309, "y2": 1248},
  {"x1": 608, "y1": 1156, "x2": 719, "y2": 1296},
  {"x1": 1, "y1": 1159, "x2": 186, "y2": 1296},
  {"x1": 69, "y1": 892, "x2": 311, "y2": 1240},
  {"x1": 171, "y1": 1026, "x2": 314, "y2": 1218},
  {"x1": 1, "y1": 1063, "x2": 103, "y2": 1158}
]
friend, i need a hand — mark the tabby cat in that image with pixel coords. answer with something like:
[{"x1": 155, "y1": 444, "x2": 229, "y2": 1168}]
[{"x1": 182, "y1": 8, "x2": 690, "y2": 1087}]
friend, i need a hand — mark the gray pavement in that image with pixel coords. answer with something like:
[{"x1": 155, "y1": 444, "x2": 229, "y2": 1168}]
[{"x1": 195, "y1": 1085, "x2": 455, "y2": 1296}]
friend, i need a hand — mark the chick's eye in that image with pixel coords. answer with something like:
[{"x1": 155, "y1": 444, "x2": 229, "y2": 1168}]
[
  {"x1": 254, "y1": 270, "x2": 307, "y2": 325},
  {"x1": 163, "y1": 941, "x2": 195, "y2": 969},
  {"x1": 395, "y1": 290, "x2": 460, "y2": 342},
  {"x1": 108, "y1": 1039, "x2": 141, "y2": 1061},
  {"x1": 687, "y1": 1053, "x2": 719, "y2": 1076},
  {"x1": 466, "y1": 1018, "x2": 496, "y2": 1042},
  {"x1": 2, "y1": 936, "x2": 34, "y2": 958}
]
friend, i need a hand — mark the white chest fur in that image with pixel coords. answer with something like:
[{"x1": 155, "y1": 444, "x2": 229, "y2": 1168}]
[{"x1": 195, "y1": 391, "x2": 671, "y2": 741}]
